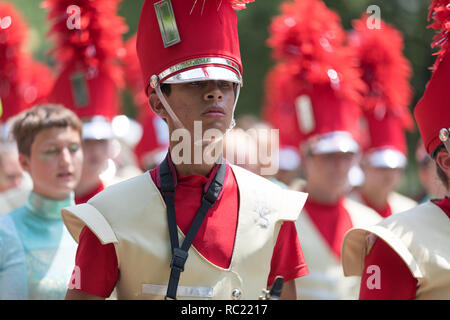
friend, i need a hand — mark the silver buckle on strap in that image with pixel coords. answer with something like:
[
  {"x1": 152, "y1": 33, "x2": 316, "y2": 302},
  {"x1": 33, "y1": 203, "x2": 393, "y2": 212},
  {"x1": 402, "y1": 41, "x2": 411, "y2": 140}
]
[{"x1": 439, "y1": 128, "x2": 450, "y2": 153}]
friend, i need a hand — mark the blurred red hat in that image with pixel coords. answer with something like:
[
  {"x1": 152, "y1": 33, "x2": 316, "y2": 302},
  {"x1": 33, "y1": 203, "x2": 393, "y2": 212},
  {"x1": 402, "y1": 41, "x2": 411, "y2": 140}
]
[
  {"x1": 262, "y1": 63, "x2": 299, "y2": 149},
  {"x1": 136, "y1": 0, "x2": 255, "y2": 95},
  {"x1": 44, "y1": 0, "x2": 127, "y2": 139},
  {"x1": 123, "y1": 34, "x2": 168, "y2": 170},
  {"x1": 133, "y1": 106, "x2": 169, "y2": 170},
  {"x1": 0, "y1": 3, "x2": 53, "y2": 122},
  {"x1": 264, "y1": 0, "x2": 366, "y2": 155},
  {"x1": 414, "y1": 0, "x2": 450, "y2": 156},
  {"x1": 350, "y1": 14, "x2": 414, "y2": 168}
]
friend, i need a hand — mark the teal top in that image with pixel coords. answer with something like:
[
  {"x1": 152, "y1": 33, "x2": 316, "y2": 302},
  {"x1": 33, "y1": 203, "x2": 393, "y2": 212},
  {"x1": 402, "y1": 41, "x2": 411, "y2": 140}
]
[{"x1": 0, "y1": 192, "x2": 77, "y2": 300}]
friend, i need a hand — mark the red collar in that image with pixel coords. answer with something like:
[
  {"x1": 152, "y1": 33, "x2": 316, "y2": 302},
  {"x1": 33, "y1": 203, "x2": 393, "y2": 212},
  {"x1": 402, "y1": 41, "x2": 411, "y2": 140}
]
[
  {"x1": 75, "y1": 181, "x2": 105, "y2": 204},
  {"x1": 360, "y1": 192, "x2": 392, "y2": 218},
  {"x1": 153, "y1": 153, "x2": 228, "y2": 201},
  {"x1": 431, "y1": 197, "x2": 450, "y2": 219}
]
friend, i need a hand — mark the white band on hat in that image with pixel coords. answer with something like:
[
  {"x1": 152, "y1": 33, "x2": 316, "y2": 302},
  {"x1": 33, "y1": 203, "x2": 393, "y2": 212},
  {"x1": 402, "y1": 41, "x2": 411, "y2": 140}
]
[
  {"x1": 164, "y1": 66, "x2": 241, "y2": 85},
  {"x1": 348, "y1": 165, "x2": 365, "y2": 187},
  {"x1": 82, "y1": 117, "x2": 114, "y2": 140},
  {"x1": 306, "y1": 131, "x2": 359, "y2": 155},
  {"x1": 156, "y1": 57, "x2": 242, "y2": 86},
  {"x1": 112, "y1": 115, "x2": 143, "y2": 147},
  {"x1": 279, "y1": 146, "x2": 301, "y2": 170},
  {"x1": 366, "y1": 148, "x2": 407, "y2": 169}
]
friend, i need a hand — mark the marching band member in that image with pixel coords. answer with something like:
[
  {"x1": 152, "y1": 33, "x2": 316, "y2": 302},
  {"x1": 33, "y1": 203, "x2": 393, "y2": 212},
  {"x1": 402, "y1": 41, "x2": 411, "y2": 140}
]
[
  {"x1": 264, "y1": 0, "x2": 381, "y2": 299},
  {"x1": 342, "y1": 0, "x2": 450, "y2": 299},
  {"x1": 62, "y1": 0, "x2": 309, "y2": 300},
  {"x1": 44, "y1": 0, "x2": 128, "y2": 203},
  {"x1": 348, "y1": 14, "x2": 417, "y2": 217}
]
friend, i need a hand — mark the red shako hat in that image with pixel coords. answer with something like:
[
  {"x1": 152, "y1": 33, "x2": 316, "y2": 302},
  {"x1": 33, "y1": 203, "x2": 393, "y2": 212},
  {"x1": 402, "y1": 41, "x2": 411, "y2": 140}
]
[
  {"x1": 136, "y1": 0, "x2": 255, "y2": 95},
  {"x1": 263, "y1": 0, "x2": 366, "y2": 154},
  {"x1": 414, "y1": 0, "x2": 450, "y2": 156},
  {"x1": 350, "y1": 14, "x2": 414, "y2": 168},
  {"x1": 44, "y1": 0, "x2": 127, "y2": 139}
]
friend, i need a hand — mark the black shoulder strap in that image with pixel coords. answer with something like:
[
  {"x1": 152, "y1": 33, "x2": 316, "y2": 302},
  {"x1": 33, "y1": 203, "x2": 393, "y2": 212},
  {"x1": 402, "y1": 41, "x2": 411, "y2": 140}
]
[
  {"x1": 160, "y1": 154, "x2": 179, "y2": 253},
  {"x1": 159, "y1": 153, "x2": 227, "y2": 300}
]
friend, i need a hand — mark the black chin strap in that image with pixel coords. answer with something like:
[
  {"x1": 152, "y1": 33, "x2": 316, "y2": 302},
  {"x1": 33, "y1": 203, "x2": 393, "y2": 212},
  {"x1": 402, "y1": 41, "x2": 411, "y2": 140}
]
[{"x1": 159, "y1": 153, "x2": 227, "y2": 300}]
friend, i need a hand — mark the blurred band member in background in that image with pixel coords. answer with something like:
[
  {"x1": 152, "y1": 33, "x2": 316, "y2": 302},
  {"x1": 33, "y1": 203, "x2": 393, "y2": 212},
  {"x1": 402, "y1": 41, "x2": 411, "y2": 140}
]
[{"x1": 342, "y1": 1, "x2": 450, "y2": 299}]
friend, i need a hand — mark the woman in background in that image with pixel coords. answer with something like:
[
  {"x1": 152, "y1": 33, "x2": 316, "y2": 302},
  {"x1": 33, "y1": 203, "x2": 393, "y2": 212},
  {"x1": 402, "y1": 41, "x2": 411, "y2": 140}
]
[{"x1": 0, "y1": 105, "x2": 83, "y2": 299}]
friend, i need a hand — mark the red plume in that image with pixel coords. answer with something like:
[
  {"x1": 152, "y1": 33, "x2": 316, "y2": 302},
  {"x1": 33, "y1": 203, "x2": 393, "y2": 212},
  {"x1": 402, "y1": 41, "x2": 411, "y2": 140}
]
[
  {"x1": 428, "y1": 0, "x2": 450, "y2": 70},
  {"x1": 0, "y1": 3, "x2": 56, "y2": 121},
  {"x1": 263, "y1": 0, "x2": 367, "y2": 149},
  {"x1": 266, "y1": 0, "x2": 365, "y2": 106},
  {"x1": 349, "y1": 14, "x2": 413, "y2": 130},
  {"x1": 0, "y1": 2, "x2": 29, "y2": 120},
  {"x1": 25, "y1": 61, "x2": 55, "y2": 106},
  {"x1": 43, "y1": 0, "x2": 128, "y2": 87},
  {"x1": 267, "y1": 0, "x2": 345, "y2": 62}
]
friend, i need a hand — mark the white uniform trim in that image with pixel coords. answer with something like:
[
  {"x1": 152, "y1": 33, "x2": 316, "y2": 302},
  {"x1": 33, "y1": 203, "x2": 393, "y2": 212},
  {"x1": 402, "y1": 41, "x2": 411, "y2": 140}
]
[
  {"x1": 61, "y1": 203, "x2": 118, "y2": 245},
  {"x1": 341, "y1": 225, "x2": 423, "y2": 279},
  {"x1": 142, "y1": 284, "x2": 214, "y2": 298},
  {"x1": 342, "y1": 200, "x2": 450, "y2": 299}
]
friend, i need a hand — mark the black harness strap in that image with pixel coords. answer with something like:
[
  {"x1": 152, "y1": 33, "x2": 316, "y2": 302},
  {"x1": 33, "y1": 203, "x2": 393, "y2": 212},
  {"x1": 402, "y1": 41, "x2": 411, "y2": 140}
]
[{"x1": 159, "y1": 153, "x2": 226, "y2": 300}]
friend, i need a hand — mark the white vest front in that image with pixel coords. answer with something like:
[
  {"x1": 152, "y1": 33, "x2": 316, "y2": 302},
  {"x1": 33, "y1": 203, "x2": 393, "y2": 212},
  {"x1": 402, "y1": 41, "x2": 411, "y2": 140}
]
[
  {"x1": 62, "y1": 165, "x2": 308, "y2": 300},
  {"x1": 342, "y1": 201, "x2": 450, "y2": 299},
  {"x1": 388, "y1": 192, "x2": 417, "y2": 214},
  {"x1": 295, "y1": 198, "x2": 381, "y2": 300}
]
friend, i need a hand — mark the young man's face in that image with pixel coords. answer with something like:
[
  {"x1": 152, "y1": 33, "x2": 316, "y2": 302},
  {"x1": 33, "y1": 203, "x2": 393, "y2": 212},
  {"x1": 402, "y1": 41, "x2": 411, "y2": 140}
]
[
  {"x1": 303, "y1": 152, "x2": 355, "y2": 198},
  {"x1": 156, "y1": 80, "x2": 236, "y2": 135},
  {"x1": 20, "y1": 127, "x2": 83, "y2": 200}
]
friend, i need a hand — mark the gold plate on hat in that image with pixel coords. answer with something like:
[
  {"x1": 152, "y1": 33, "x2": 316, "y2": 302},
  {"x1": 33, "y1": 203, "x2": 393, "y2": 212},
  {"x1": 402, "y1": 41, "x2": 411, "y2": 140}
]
[
  {"x1": 154, "y1": 0, "x2": 181, "y2": 48},
  {"x1": 295, "y1": 95, "x2": 315, "y2": 134},
  {"x1": 70, "y1": 72, "x2": 90, "y2": 108}
]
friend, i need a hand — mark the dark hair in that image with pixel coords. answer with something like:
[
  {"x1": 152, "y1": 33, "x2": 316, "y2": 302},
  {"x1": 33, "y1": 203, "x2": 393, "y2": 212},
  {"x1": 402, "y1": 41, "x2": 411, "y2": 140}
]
[
  {"x1": 11, "y1": 104, "x2": 83, "y2": 156},
  {"x1": 160, "y1": 83, "x2": 171, "y2": 96},
  {"x1": 432, "y1": 145, "x2": 449, "y2": 190}
]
